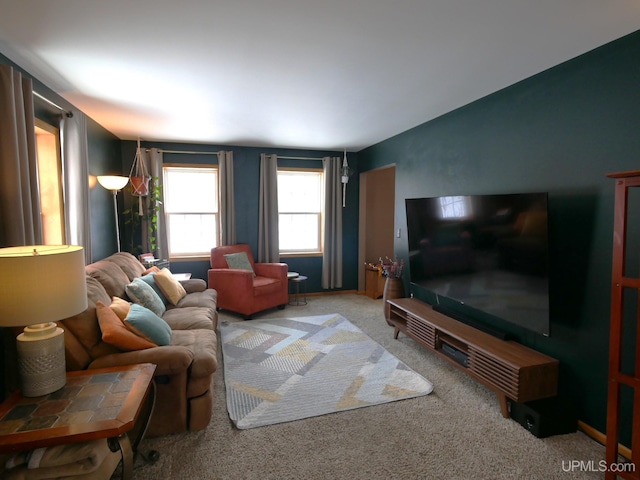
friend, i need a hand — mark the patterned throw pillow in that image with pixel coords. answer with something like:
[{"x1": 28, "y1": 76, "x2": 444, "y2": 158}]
[
  {"x1": 224, "y1": 252, "x2": 255, "y2": 276},
  {"x1": 124, "y1": 304, "x2": 172, "y2": 346},
  {"x1": 125, "y1": 278, "x2": 166, "y2": 317}
]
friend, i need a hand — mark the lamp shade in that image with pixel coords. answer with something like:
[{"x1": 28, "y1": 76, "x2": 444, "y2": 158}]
[
  {"x1": 97, "y1": 175, "x2": 129, "y2": 191},
  {"x1": 0, "y1": 245, "x2": 88, "y2": 327}
]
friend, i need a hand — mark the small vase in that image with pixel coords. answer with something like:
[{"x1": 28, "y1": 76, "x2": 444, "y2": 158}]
[{"x1": 383, "y1": 277, "x2": 405, "y2": 324}]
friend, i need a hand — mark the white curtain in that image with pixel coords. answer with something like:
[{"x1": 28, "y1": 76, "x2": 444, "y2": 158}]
[
  {"x1": 143, "y1": 148, "x2": 168, "y2": 260},
  {"x1": 218, "y1": 150, "x2": 236, "y2": 245},
  {"x1": 0, "y1": 64, "x2": 42, "y2": 247},
  {"x1": 322, "y1": 156, "x2": 343, "y2": 289},
  {"x1": 258, "y1": 153, "x2": 279, "y2": 262},
  {"x1": 61, "y1": 112, "x2": 92, "y2": 263}
]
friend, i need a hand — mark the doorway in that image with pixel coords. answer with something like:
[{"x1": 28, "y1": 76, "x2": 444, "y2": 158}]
[{"x1": 358, "y1": 164, "x2": 396, "y2": 292}]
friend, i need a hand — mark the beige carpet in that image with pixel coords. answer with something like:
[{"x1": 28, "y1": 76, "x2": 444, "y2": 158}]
[{"x1": 126, "y1": 294, "x2": 607, "y2": 480}]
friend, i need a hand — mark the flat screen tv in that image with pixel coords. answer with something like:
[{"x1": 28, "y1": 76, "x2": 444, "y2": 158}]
[{"x1": 405, "y1": 192, "x2": 550, "y2": 336}]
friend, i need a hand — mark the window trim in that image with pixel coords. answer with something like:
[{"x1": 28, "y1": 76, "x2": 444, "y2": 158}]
[
  {"x1": 277, "y1": 167, "x2": 324, "y2": 256},
  {"x1": 163, "y1": 163, "x2": 220, "y2": 258}
]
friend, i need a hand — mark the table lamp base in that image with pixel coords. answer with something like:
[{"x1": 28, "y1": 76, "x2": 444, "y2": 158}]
[{"x1": 17, "y1": 322, "x2": 66, "y2": 397}]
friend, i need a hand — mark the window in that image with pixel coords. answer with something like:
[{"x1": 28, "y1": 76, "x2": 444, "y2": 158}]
[
  {"x1": 277, "y1": 169, "x2": 323, "y2": 254},
  {"x1": 35, "y1": 119, "x2": 65, "y2": 244},
  {"x1": 163, "y1": 165, "x2": 219, "y2": 257}
]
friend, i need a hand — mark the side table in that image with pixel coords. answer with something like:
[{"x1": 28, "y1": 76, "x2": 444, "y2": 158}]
[
  {"x1": 0, "y1": 363, "x2": 157, "y2": 480},
  {"x1": 289, "y1": 275, "x2": 308, "y2": 306}
]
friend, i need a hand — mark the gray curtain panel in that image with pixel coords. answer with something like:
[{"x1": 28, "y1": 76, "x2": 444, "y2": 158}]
[
  {"x1": 322, "y1": 156, "x2": 343, "y2": 289},
  {"x1": 0, "y1": 64, "x2": 42, "y2": 247},
  {"x1": 144, "y1": 148, "x2": 168, "y2": 260},
  {"x1": 219, "y1": 150, "x2": 236, "y2": 246},
  {"x1": 258, "y1": 153, "x2": 279, "y2": 262},
  {"x1": 61, "y1": 112, "x2": 92, "y2": 263}
]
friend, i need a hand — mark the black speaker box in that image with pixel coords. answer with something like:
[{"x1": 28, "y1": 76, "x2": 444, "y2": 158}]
[{"x1": 510, "y1": 397, "x2": 577, "y2": 438}]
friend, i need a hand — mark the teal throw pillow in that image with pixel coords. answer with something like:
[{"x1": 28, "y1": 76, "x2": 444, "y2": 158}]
[
  {"x1": 124, "y1": 304, "x2": 172, "y2": 346},
  {"x1": 125, "y1": 278, "x2": 166, "y2": 317},
  {"x1": 224, "y1": 252, "x2": 255, "y2": 276},
  {"x1": 138, "y1": 272, "x2": 169, "y2": 304}
]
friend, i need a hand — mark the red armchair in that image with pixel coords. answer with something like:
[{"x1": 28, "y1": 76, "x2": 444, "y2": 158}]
[{"x1": 208, "y1": 244, "x2": 288, "y2": 319}]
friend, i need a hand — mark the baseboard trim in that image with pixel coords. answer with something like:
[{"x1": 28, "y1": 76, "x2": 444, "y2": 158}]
[
  {"x1": 578, "y1": 420, "x2": 631, "y2": 460},
  {"x1": 305, "y1": 289, "x2": 359, "y2": 297}
]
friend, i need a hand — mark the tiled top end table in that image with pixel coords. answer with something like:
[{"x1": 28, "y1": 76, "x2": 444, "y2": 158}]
[{"x1": 0, "y1": 363, "x2": 157, "y2": 480}]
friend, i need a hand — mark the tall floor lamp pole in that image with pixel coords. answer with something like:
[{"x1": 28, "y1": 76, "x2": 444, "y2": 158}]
[{"x1": 97, "y1": 175, "x2": 129, "y2": 252}]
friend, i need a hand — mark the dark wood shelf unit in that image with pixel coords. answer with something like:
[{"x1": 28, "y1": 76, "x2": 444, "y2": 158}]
[
  {"x1": 386, "y1": 297, "x2": 559, "y2": 418},
  {"x1": 605, "y1": 171, "x2": 640, "y2": 480}
]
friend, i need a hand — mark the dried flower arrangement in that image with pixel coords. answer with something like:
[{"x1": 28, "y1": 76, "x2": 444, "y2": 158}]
[{"x1": 365, "y1": 256, "x2": 405, "y2": 279}]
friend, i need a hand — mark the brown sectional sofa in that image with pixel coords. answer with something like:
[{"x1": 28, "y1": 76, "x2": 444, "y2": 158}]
[{"x1": 57, "y1": 252, "x2": 218, "y2": 437}]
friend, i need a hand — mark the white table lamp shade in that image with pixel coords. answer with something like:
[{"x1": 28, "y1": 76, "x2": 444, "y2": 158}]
[
  {"x1": 0, "y1": 245, "x2": 87, "y2": 326},
  {"x1": 0, "y1": 245, "x2": 88, "y2": 396}
]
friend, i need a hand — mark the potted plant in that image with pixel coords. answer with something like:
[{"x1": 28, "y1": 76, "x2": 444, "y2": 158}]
[{"x1": 123, "y1": 177, "x2": 162, "y2": 257}]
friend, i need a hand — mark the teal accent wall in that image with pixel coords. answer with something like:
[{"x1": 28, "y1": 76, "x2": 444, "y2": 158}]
[
  {"x1": 120, "y1": 141, "x2": 360, "y2": 293},
  {"x1": 87, "y1": 120, "x2": 122, "y2": 261},
  {"x1": 359, "y1": 30, "x2": 640, "y2": 442}
]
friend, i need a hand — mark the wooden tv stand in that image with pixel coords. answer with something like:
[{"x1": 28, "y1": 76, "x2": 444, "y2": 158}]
[{"x1": 386, "y1": 298, "x2": 559, "y2": 418}]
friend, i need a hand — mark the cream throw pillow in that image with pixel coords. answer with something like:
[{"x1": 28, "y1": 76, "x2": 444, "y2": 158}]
[
  {"x1": 109, "y1": 296, "x2": 131, "y2": 321},
  {"x1": 154, "y1": 268, "x2": 187, "y2": 305}
]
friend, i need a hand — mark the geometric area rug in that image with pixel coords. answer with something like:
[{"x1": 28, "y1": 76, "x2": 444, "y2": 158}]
[{"x1": 219, "y1": 313, "x2": 433, "y2": 429}]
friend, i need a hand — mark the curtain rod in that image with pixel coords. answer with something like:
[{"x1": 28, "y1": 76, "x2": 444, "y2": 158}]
[
  {"x1": 33, "y1": 91, "x2": 72, "y2": 117},
  {"x1": 147, "y1": 150, "x2": 327, "y2": 159},
  {"x1": 151, "y1": 149, "x2": 220, "y2": 155},
  {"x1": 278, "y1": 155, "x2": 324, "y2": 160}
]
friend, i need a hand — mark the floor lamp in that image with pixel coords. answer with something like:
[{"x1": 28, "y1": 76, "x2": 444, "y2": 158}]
[
  {"x1": 0, "y1": 245, "x2": 88, "y2": 396},
  {"x1": 97, "y1": 175, "x2": 129, "y2": 252}
]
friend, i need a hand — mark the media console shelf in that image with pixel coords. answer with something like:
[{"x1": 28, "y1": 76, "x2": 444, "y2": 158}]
[{"x1": 386, "y1": 297, "x2": 559, "y2": 418}]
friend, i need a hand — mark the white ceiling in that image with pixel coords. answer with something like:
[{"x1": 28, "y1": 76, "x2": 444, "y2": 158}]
[{"x1": 1, "y1": 1, "x2": 639, "y2": 151}]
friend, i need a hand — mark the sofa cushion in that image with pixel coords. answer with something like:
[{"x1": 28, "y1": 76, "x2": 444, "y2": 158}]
[
  {"x1": 170, "y1": 289, "x2": 217, "y2": 311},
  {"x1": 171, "y1": 329, "x2": 217, "y2": 379},
  {"x1": 125, "y1": 278, "x2": 166, "y2": 316},
  {"x1": 125, "y1": 304, "x2": 172, "y2": 346},
  {"x1": 104, "y1": 252, "x2": 146, "y2": 281},
  {"x1": 163, "y1": 306, "x2": 215, "y2": 331},
  {"x1": 96, "y1": 301, "x2": 157, "y2": 351},
  {"x1": 86, "y1": 260, "x2": 130, "y2": 299},
  {"x1": 154, "y1": 268, "x2": 187, "y2": 305}
]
